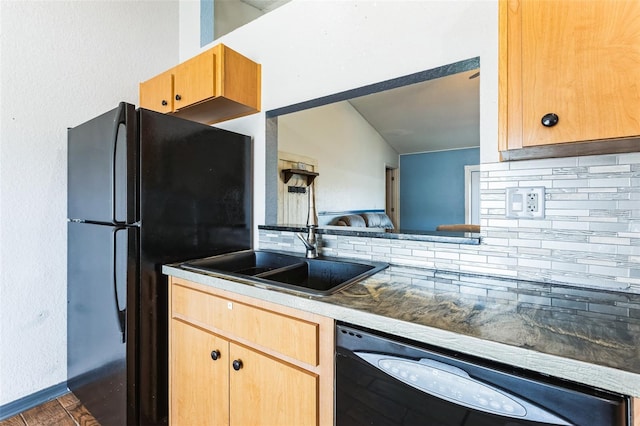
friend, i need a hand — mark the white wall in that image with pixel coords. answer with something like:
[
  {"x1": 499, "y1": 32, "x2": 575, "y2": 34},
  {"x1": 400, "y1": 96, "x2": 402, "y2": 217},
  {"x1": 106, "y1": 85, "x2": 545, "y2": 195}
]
[
  {"x1": 0, "y1": 0, "x2": 179, "y2": 406},
  {"x1": 179, "y1": 0, "x2": 499, "y2": 242},
  {"x1": 278, "y1": 101, "x2": 399, "y2": 213}
]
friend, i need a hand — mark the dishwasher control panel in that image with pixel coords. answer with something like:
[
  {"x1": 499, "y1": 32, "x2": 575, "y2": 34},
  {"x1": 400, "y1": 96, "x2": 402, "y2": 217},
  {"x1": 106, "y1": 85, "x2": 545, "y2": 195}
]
[
  {"x1": 355, "y1": 352, "x2": 572, "y2": 425},
  {"x1": 336, "y1": 324, "x2": 628, "y2": 426}
]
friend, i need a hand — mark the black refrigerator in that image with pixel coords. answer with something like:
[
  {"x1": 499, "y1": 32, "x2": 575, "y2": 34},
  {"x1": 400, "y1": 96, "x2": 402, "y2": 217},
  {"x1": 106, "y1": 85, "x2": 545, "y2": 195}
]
[{"x1": 67, "y1": 102, "x2": 252, "y2": 426}]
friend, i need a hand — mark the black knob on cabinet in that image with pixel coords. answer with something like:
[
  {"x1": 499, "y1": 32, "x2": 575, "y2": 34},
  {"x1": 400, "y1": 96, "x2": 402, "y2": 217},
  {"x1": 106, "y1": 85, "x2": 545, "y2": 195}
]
[
  {"x1": 541, "y1": 113, "x2": 559, "y2": 127},
  {"x1": 161, "y1": 100, "x2": 168, "y2": 106},
  {"x1": 175, "y1": 94, "x2": 182, "y2": 101},
  {"x1": 232, "y1": 359, "x2": 243, "y2": 371},
  {"x1": 210, "y1": 350, "x2": 220, "y2": 361}
]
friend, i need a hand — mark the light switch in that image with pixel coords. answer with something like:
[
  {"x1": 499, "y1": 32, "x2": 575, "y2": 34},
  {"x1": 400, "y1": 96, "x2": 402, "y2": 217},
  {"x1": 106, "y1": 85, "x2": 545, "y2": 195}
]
[{"x1": 511, "y1": 194, "x2": 523, "y2": 211}]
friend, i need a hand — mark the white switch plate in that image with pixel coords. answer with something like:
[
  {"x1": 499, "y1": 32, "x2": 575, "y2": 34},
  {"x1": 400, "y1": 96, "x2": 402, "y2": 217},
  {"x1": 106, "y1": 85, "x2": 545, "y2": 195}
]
[{"x1": 506, "y1": 187, "x2": 545, "y2": 219}]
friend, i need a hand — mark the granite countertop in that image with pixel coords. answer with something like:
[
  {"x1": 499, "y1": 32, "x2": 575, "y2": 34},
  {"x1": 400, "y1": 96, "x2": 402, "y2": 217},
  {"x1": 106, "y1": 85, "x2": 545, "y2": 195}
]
[{"x1": 163, "y1": 261, "x2": 640, "y2": 397}]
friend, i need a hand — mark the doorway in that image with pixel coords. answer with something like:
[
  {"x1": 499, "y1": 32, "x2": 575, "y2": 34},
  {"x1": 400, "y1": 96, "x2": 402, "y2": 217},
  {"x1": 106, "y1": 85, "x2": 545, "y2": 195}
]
[
  {"x1": 385, "y1": 167, "x2": 399, "y2": 229},
  {"x1": 464, "y1": 164, "x2": 480, "y2": 225}
]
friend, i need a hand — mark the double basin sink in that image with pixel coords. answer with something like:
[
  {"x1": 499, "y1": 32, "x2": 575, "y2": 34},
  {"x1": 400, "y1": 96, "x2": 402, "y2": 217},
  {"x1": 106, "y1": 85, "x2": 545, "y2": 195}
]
[{"x1": 181, "y1": 250, "x2": 388, "y2": 296}]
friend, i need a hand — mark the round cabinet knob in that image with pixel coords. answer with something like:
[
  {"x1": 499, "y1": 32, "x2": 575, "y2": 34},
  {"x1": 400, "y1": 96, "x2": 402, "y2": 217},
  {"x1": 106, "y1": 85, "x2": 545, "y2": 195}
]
[
  {"x1": 210, "y1": 350, "x2": 221, "y2": 361},
  {"x1": 175, "y1": 94, "x2": 182, "y2": 101},
  {"x1": 232, "y1": 359, "x2": 243, "y2": 371},
  {"x1": 161, "y1": 100, "x2": 167, "y2": 106},
  {"x1": 541, "y1": 113, "x2": 559, "y2": 127}
]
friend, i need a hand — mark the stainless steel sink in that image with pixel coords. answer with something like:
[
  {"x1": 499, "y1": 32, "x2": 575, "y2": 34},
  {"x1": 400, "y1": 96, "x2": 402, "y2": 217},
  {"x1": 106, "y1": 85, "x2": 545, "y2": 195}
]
[{"x1": 181, "y1": 250, "x2": 388, "y2": 296}]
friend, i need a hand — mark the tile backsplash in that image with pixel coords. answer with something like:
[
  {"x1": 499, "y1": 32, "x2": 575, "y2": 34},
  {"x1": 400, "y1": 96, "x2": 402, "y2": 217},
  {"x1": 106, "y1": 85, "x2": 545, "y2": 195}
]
[{"x1": 259, "y1": 152, "x2": 640, "y2": 294}]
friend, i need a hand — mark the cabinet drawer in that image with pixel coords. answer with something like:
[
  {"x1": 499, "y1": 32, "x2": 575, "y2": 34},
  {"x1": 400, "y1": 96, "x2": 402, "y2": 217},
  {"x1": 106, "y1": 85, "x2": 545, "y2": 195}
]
[{"x1": 172, "y1": 283, "x2": 319, "y2": 365}]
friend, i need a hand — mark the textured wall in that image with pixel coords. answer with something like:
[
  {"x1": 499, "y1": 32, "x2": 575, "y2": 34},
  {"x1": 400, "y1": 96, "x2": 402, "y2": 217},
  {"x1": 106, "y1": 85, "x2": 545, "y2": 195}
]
[
  {"x1": 260, "y1": 152, "x2": 640, "y2": 293},
  {"x1": 0, "y1": 0, "x2": 178, "y2": 405}
]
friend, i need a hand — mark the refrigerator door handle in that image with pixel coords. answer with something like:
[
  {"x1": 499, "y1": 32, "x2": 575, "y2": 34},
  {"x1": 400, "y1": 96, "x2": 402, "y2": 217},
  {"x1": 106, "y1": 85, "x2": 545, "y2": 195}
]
[
  {"x1": 113, "y1": 226, "x2": 127, "y2": 343},
  {"x1": 112, "y1": 102, "x2": 127, "y2": 225}
]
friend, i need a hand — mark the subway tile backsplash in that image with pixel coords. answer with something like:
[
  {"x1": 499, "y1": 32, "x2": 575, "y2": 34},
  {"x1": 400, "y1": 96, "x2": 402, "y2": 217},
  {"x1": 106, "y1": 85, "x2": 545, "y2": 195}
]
[{"x1": 259, "y1": 152, "x2": 640, "y2": 294}]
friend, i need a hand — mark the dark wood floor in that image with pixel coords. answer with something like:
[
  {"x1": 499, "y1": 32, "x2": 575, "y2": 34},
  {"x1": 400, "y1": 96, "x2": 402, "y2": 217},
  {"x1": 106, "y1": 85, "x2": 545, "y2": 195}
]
[{"x1": 0, "y1": 393, "x2": 99, "y2": 426}]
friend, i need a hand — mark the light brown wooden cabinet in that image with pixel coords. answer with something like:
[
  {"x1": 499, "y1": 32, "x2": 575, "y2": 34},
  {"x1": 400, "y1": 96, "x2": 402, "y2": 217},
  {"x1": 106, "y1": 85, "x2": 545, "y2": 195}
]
[
  {"x1": 168, "y1": 276, "x2": 334, "y2": 426},
  {"x1": 140, "y1": 44, "x2": 261, "y2": 125},
  {"x1": 171, "y1": 320, "x2": 228, "y2": 426},
  {"x1": 499, "y1": 0, "x2": 640, "y2": 160},
  {"x1": 139, "y1": 68, "x2": 174, "y2": 114}
]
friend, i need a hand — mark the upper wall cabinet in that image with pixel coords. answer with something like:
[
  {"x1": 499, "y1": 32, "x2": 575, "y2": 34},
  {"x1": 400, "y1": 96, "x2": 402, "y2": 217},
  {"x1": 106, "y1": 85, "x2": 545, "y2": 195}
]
[
  {"x1": 499, "y1": 0, "x2": 640, "y2": 160},
  {"x1": 139, "y1": 44, "x2": 261, "y2": 125},
  {"x1": 140, "y1": 68, "x2": 174, "y2": 114}
]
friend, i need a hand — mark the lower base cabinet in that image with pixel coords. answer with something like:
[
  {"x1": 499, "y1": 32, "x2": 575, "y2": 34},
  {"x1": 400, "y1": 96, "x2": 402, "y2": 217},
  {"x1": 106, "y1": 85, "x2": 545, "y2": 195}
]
[
  {"x1": 171, "y1": 320, "x2": 228, "y2": 426},
  {"x1": 169, "y1": 276, "x2": 334, "y2": 426}
]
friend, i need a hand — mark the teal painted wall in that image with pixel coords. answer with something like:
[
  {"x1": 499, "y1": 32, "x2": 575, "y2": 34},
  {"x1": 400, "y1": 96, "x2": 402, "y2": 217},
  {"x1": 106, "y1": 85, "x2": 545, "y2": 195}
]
[{"x1": 400, "y1": 148, "x2": 479, "y2": 231}]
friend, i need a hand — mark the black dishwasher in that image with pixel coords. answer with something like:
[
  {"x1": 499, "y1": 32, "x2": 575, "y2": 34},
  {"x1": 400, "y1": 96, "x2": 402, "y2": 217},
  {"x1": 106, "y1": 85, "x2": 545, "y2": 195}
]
[{"x1": 336, "y1": 323, "x2": 629, "y2": 426}]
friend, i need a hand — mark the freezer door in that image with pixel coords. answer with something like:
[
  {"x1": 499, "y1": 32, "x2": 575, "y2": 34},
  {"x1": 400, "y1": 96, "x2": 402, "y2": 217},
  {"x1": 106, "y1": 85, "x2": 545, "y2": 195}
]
[
  {"x1": 67, "y1": 221, "x2": 138, "y2": 426},
  {"x1": 138, "y1": 108, "x2": 252, "y2": 263},
  {"x1": 68, "y1": 102, "x2": 137, "y2": 224}
]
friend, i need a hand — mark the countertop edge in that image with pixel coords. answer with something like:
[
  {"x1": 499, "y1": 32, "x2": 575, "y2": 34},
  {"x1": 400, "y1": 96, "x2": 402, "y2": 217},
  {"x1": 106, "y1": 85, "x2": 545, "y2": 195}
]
[
  {"x1": 163, "y1": 264, "x2": 640, "y2": 398},
  {"x1": 258, "y1": 224, "x2": 481, "y2": 245}
]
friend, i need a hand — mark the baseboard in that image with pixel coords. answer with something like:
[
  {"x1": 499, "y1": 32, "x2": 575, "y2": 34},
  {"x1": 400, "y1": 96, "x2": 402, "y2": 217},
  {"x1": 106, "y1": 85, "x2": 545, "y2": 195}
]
[{"x1": 0, "y1": 382, "x2": 69, "y2": 421}]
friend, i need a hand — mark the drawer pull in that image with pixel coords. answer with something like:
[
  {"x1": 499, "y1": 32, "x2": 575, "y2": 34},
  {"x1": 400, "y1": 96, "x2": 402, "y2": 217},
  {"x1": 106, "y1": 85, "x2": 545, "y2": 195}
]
[{"x1": 210, "y1": 350, "x2": 221, "y2": 361}]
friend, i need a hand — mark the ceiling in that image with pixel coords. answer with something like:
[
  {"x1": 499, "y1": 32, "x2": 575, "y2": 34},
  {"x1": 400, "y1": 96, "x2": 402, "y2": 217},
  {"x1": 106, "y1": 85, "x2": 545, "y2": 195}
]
[
  {"x1": 348, "y1": 68, "x2": 480, "y2": 155},
  {"x1": 240, "y1": 0, "x2": 291, "y2": 12}
]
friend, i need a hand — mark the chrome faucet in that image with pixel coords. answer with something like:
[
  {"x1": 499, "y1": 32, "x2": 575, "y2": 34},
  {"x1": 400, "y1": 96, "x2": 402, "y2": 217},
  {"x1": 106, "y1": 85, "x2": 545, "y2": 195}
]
[
  {"x1": 296, "y1": 178, "x2": 319, "y2": 258},
  {"x1": 296, "y1": 226, "x2": 318, "y2": 259}
]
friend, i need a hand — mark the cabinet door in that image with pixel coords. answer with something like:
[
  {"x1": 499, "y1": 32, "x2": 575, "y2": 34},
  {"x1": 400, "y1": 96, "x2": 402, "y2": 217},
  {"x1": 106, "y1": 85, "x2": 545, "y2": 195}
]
[
  {"x1": 229, "y1": 343, "x2": 318, "y2": 426},
  {"x1": 173, "y1": 51, "x2": 216, "y2": 110},
  {"x1": 170, "y1": 320, "x2": 229, "y2": 426},
  {"x1": 139, "y1": 69, "x2": 174, "y2": 113},
  {"x1": 506, "y1": 0, "x2": 640, "y2": 148}
]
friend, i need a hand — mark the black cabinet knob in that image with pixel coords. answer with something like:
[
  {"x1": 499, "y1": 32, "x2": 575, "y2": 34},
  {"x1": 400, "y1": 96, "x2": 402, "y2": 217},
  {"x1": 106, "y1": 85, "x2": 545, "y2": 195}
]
[
  {"x1": 161, "y1": 100, "x2": 168, "y2": 106},
  {"x1": 232, "y1": 359, "x2": 243, "y2": 371},
  {"x1": 175, "y1": 94, "x2": 182, "y2": 101},
  {"x1": 541, "y1": 113, "x2": 559, "y2": 127},
  {"x1": 210, "y1": 350, "x2": 220, "y2": 361}
]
